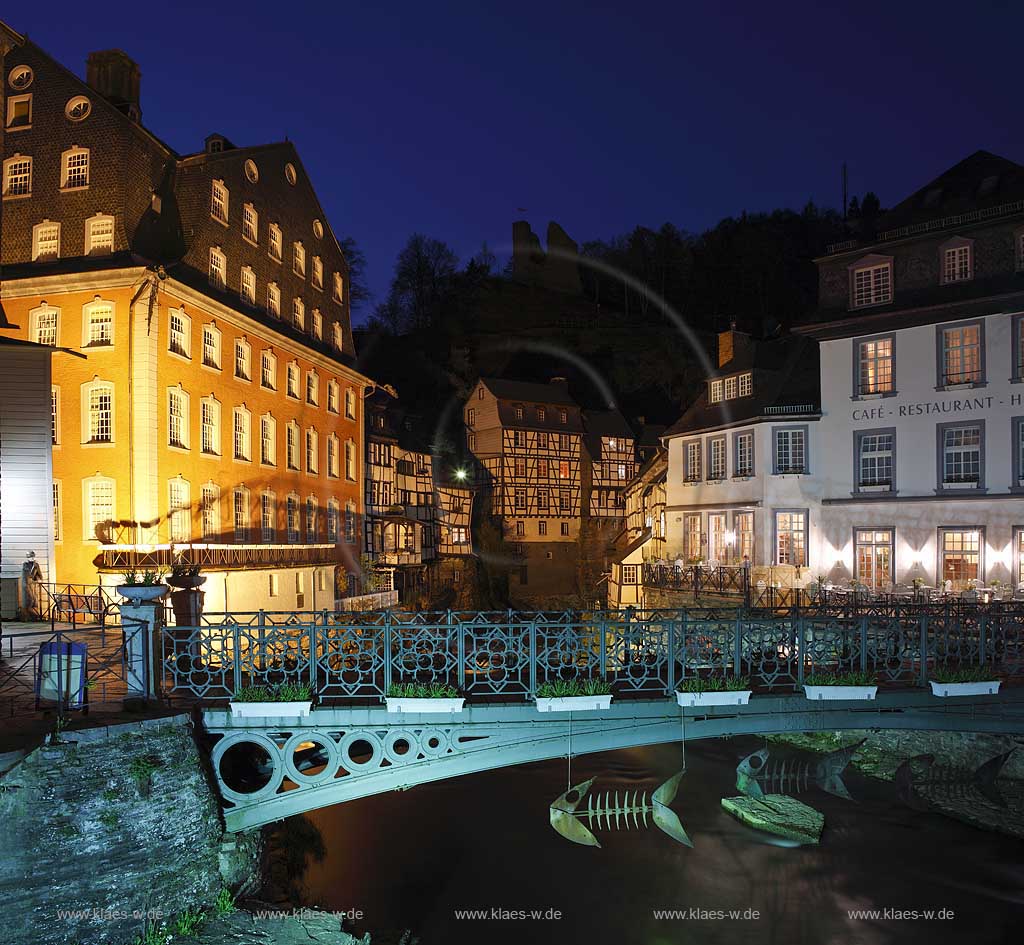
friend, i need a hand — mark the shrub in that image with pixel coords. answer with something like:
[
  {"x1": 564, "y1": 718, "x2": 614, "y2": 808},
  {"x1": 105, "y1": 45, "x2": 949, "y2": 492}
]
[
  {"x1": 173, "y1": 907, "x2": 205, "y2": 936},
  {"x1": 212, "y1": 887, "x2": 237, "y2": 916},
  {"x1": 232, "y1": 682, "x2": 312, "y2": 703},
  {"x1": 128, "y1": 756, "x2": 159, "y2": 782},
  {"x1": 387, "y1": 682, "x2": 460, "y2": 699},
  {"x1": 536, "y1": 678, "x2": 611, "y2": 698},
  {"x1": 677, "y1": 675, "x2": 750, "y2": 693}
]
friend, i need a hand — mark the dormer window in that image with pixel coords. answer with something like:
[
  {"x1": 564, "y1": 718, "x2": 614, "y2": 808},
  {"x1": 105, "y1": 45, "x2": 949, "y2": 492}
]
[
  {"x1": 940, "y1": 237, "x2": 973, "y2": 284},
  {"x1": 850, "y1": 257, "x2": 893, "y2": 309},
  {"x1": 709, "y1": 379, "x2": 723, "y2": 403},
  {"x1": 738, "y1": 372, "x2": 752, "y2": 397},
  {"x1": 32, "y1": 221, "x2": 60, "y2": 261},
  {"x1": 709, "y1": 372, "x2": 752, "y2": 403},
  {"x1": 211, "y1": 179, "x2": 228, "y2": 224}
]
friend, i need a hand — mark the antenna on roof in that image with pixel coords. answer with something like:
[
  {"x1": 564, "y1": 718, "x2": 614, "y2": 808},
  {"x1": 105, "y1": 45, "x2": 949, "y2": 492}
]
[{"x1": 842, "y1": 162, "x2": 848, "y2": 220}]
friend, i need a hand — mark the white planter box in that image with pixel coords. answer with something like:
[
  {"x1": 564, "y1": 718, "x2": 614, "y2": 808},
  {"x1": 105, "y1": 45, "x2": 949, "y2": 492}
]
[
  {"x1": 803, "y1": 685, "x2": 877, "y2": 701},
  {"x1": 942, "y1": 480, "x2": 978, "y2": 490},
  {"x1": 676, "y1": 690, "x2": 752, "y2": 707},
  {"x1": 116, "y1": 584, "x2": 169, "y2": 603},
  {"x1": 385, "y1": 697, "x2": 465, "y2": 714},
  {"x1": 929, "y1": 680, "x2": 1000, "y2": 697},
  {"x1": 229, "y1": 701, "x2": 312, "y2": 719},
  {"x1": 535, "y1": 694, "x2": 612, "y2": 712}
]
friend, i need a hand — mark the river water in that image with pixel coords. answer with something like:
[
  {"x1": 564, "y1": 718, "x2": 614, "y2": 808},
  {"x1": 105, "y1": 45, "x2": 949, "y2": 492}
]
[{"x1": 279, "y1": 737, "x2": 1024, "y2": 944}]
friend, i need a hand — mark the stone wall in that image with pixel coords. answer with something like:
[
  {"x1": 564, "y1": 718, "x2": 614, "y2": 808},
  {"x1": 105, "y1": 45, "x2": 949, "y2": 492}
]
[{"x1": 0, "y1": 715, "x2": 254, "y2": 945}]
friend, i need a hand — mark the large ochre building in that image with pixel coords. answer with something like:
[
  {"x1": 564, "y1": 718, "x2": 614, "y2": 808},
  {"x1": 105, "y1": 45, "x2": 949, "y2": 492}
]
[{"x1": 0, "y1": 23, "x2": 371, "y2": 611}]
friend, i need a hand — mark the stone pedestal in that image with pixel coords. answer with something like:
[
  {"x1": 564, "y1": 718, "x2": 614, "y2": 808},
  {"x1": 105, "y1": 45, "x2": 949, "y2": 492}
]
[{"x1": 118, "y1": 600, "x2": 165, "y2": 699}]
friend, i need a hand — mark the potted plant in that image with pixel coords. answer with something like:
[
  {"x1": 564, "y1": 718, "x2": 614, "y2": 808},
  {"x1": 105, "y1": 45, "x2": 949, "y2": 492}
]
[
  {"x1": 167, "y1": 562, "x2": 206, "y2": 590},
  {"x1": 229, "y1": 682, "x2": 313, "y2": 718},
  {"x1": 168, "y1": 563, "x2": 205, "y2": 628},
  {"x1": 385, "y1": 682, "x2": 465, "y2": 714},
  {"x1": 929, "y1": 666, "x2": 1001, "y2": 697},
  {"x1": 116, "y1": 569, "x2": 168, "y2": 604},
  {"x1": 803, "y1": 670, "x2": 877, "y2": 701},
  {"x1": 535, "y1": 678, "x2": 612, "y2": 712},
  {"x1": 676, "y1": 675, "x2": 752, "y2": 707}
]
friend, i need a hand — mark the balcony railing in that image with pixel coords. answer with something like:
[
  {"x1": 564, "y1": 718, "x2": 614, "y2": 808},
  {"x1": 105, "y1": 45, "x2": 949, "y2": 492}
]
[{"x1": 99, "y1": 543, "x2": 342, "y2": 571}]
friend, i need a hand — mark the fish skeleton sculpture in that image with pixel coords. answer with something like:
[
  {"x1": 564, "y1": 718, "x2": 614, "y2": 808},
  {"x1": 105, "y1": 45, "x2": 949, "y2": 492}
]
[
  {"x1": 735, "y1": 739, "x2": 865, "y2": 801},
  {"x1": 895, "y1": 750, "x2": 1015, "y2": 810},
  {"x1": 549, "y1": 771, "x2": 692, "y2": 848}
]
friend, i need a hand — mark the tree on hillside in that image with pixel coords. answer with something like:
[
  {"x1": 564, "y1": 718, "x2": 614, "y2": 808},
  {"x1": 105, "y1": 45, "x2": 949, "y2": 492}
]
[
  {"x1": 338, "y1": 236, "x2": 371, "y2": 312},
  {"x1": 373, "y1": 234, "x2": 460, "y2": 334}
]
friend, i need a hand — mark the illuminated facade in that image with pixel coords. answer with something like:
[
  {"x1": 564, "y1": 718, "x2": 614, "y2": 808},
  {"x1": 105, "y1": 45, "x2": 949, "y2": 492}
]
[{"x1": 0, "y1": 23, "x2": 370, "y2": 610}]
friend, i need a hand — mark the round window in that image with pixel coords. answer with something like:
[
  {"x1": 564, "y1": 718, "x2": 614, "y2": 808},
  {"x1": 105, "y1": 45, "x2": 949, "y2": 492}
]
[
  {"x1": 313, "y1": 219, "x2": 324, "y2": 239},
  {"x1": 9, "y1": 65, "x2": 33, "y2": 90},
  {"x1": 285, "y1": 163, "x2": 297, "y2": 185},
  {"x1": 65, "y1": 96, "x2": 92, "y2": 121},
  {"x1": 244, "y1": 159, "x2": 259, "y2": 183}
]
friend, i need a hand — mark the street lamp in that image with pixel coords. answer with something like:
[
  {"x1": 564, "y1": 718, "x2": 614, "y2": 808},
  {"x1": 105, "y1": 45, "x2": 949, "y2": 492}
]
[{"x1": 453, "y1": 468, "x2": 468, "y2": 482}]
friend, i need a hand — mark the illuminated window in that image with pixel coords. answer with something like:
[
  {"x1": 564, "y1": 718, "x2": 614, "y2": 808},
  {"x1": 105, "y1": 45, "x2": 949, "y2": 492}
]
[
  {"x1": 233, "y1": 407, "x2": 251, "y2": 461},
  {"x1": 774, "y1": 510, "x2": 807, "y2": 566},
  {"x1": 32, "y1": 220, "x2": 60, "y2": 261},
  {"x1": 211, "y1": 179, "x2": 228, "y2": 223},
  {"x1": 293, "y1": 241, "x2": 306, "y2": 277},
  {"x1": 3, "y1": 154, "x2": 32, "y2": 196},
  {"x1": 261, "y1": 414, "x2": 276, "y2": 465},
  {"x1": 84, "y1": 476, "x2": 114, "y2": 541},
  {"x1": 242, "y1": 203, "x2": 258, "y2": 244},
  {"x1": 234, "y1": 338, "x2": 251, "y2": 381},
  {"x1": 856, "y1": 430, "x2": 894, "y2": 490},
  {"x1": 261, "y1": 350, "x2": 277, "y2": 389},
  {"x1": 333, "y1": 272, "x2": 343, "y2": 302},
  {"x1": 200, "y1": 484, "x2": 220, "y2": 540},
  {"x1": 305, "y1": 428, "x2": 318, "y2": 474},
  {"x1": 942, "y1": 243, "x2": 972, "y2": 283},
  {"x1": 168, "y1": 478, "x2": 191, "y2": 541},
  {"x1": 200, "y1": 397, "x2": 220, "y2": 455},
  {"x1": 940, "y1": 423, "x2": 983, "y2": 488},
  {"x1": 312, "y1": 308, "x2": 322, "y2": 340},
  {"x1": 940, "y1": 323, "x2": 983, "y2": 386},
  {"x1": 292, "y1": 297, "x2": 305, "y2": 330},
  {"x1": 5, "y1": 93, "x2": 31, "y2": 129},
  {"x1": 84, "y1": 382, "x2": 114, "y2": 443},
  {"x1": 738, "y1": 373, "x2": 752, "y2": 397},
  {"x1": 857, "y1": 337, "x2": 893, "y2": 394},
  {"x1": 312, "y1": 256, "x2": 323, "y2": 289},
  {"x1": 734, "y1": 431, "x2": 753, "y2": 477},
  {"x1": 168, "y1": 309, "x2": 191, "y2": 358},
  {"x1": 202, "y1": 323, "x2": 221, "y2": 369},
  {"x1": 85, "y1": 214, "x2": 115, "y2": 254},
  {"x1": 267, "y1": 282, "x2": 281, "y2": 317},
  {"x1": 939, "y1": 528, "x2": 982, "y2": 585},
  {"x1": 209, "y1": 246, "x2": 226, "y2": 289},
  {"x1": 82, "y1": 300, "x2": 113, "y2": 348},
  {"x1": 233, "y1": 488, "x2": 249, "y2": 543},
  {"x1": 269, "y1": 223, "x2": 283, "y2": 261},
  {"x1": 61, "y1": 147, "x2": 89, "y2": 189},
  {"x1": 167, "y1": 387, "x2": 189, "y2": 448},
  {"x1": 684, "y1": 440, "x2": 701, "y2": 482},
  {"x1": 261, "y1": 492, "x2": 276, "y2": 543},
  {"x1": 240, "y1": 266, "x2": 256, "y2": 306}
]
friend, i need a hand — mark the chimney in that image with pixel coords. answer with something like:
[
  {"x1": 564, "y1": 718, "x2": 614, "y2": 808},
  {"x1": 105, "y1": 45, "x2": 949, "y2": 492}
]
[
  {"x1": 86, "y1": 50, "x2": 142, "y2": 121},
  {"x1": 717, "y1": 324, "x2": 749, "y2": 368}
]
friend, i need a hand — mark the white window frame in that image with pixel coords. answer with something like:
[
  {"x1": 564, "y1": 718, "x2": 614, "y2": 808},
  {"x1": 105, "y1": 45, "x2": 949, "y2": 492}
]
[
  {"x1": 32, "y1": 220, "x2": 60, "y2": 261},
  {"x1": 734, "y1": 431, "x2": 754, "y2": 477},
  {"x1": 3, "y1": 154, "x2": 32, "y2": 197},
  {"x1": 327, "y1": 434, "x2": 340, "y2": 478},
  {"x1": 293, "y1": 241, "x2": 306, "y2": 277},
  {"x1": 773, "y1": 426, "x2": 808, "y2": 475},
  {"x1": 51, "y1": 386, "x2": 61, "y2": 446},
  {"x1": 345, "y1": 388, "x2": 356, "y2": 420},
  {"x1": 327, "y1": 499, "x2": 340, "y2": 543},
  {"x1": 312, "y1": 256, "x2": 323, "y2": 289},
  {"x1": 242, "y1": 203, "x2": 258, "y2": 244},
  {"x1": 240, "y1": 266, "x2": 256, "y2": 306},
  {"x1": 233, "y1": 487, "x2": 250, "y2": 543},
  {"x1": 738, "y1": 372, "x2": 752, "y2": 397},
  {"x1": 234, "y1": 337, "x2": 252, "y2": 381},
  {"x1": 233, "y1": 406, "x2": 252, "y2": 462},
  {"x1": 83, "y1": 297, "x2": 114, "y2": 348},
  {"x1": 774, "y1": 510, "x2": 808, "y2": 566},
  {"x1": 850, "y1": 258, "x2": 893, "y2": 309},
  {"x1": 286, "y1": 421, "x2": 300, "y2": 470},
  {"x1": 201, "y1": 322, "x2": 222, "y2": 370},
  {"x1": 267, "y1": 282, "x2": 281, "y2": 317},
  {"x1": 5, "y1": 92, "x2": 31, "y2": 130},
  {"x1": 60, "y1": 146, "x2": 89, "y2": 190},
  {"x1": 200, "y1": 483, "x2": 220, "y2": 540},
  {"x1": 312, "y1": 308, "x2": 323, "y2": 340},
  {"x1": 200, "y1": 396, "x2": 221, "y2": 456},
  {"x1": 168, "y1": 308, "x2": 192, "y2": 359},
  {"x1": 306, "y1": 496, "x2": 318, "y2": 543},
  {"x1": 261, "y1": 349, "x2": 277, "y2": 390},
  {"x1": 327, "y1": 380, "x2": 340, "y2": 414},
  {"x1": 83, "y1": 475, "x2": 115, "y2": 542},
  {"x1": 168, "y1": 478, "x2": 191, "y2": 542},
  {"x1": 31, "y1": 304, "x2": 59, "y2": 346},
  {"x1": 287, "y1": 494, "x2": 300, "y2": 542},
  {"x1": 209, "y1": 246, "x2": 226, "y2": 290},
  {"x1": 211, "y1": 179, "x2": 229, "y2": 224},
  {"x1": 269, "y1": 223, "x2": 283, "y2": 261},
  {"x1": 81, "y1": 379, "x2": 115, "y2": 444},
  {"x1": 286, "y1": 362, "x2": 300, "y2": 399},
  {"x1": 84, "y1": 213, "x2": 115, "y2": 255},
  {"x1": 305, "y1": 427, "x2": 319, "y2": 474},
  {"x1": 333, "y1": 272, "x2": 344, "y2": 302},
  {"x1": 53, "y1": 481, "x2": 63, "y2": 543},
  {"x1": 261, "y1": 491, "x2": 277, "y2": 543},
  {"x1": 332, "y1": 323, "x2": 343, "y2": 350},
  {"x1": 345, "y1": 439, "x2": 357, "y2": 481},
  {"x1": 709, "y1": 379, "x2": 723, "y2": 403},
  {"x1": 306, "y1": 369, "x2": 319, "y2": 406},
  {"x1": 293, "y1": 297, "x2": 305, "y2": 330},
  {"x1": 167, "y1": 385, "x2": 190, "y2": 450},
  {"x1": 857, "y1": 336, "x2": 894, "y2": 395},
  {"x1": 940, "y1": 238, "x2": 973, "y2": 285},
  {"x1": 260, "y1": 413, "x2": 277, "y2": 466}
]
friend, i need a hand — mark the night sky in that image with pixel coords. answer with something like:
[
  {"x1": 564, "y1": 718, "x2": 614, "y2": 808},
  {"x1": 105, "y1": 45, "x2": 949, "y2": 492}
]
[{"x1": 13, "y1": 1, "x2": 1024, "y2": 320}]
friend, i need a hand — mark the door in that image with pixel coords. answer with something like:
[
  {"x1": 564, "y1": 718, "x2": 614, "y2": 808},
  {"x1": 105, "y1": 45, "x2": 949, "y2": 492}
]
[{"x1": 855, "y1": 528, "x2": 893, "y2": 589}]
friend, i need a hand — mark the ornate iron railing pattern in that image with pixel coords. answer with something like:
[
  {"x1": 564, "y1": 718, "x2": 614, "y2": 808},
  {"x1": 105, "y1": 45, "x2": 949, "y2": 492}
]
[{"x1": 158, "y1": 608, "x2": 1024, "y2": 702}]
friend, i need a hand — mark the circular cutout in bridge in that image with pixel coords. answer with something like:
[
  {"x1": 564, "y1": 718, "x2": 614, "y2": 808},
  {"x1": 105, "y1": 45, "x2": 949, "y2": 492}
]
[{"x1": 219, "y1": 740, "x2": 273, "y2": 794}]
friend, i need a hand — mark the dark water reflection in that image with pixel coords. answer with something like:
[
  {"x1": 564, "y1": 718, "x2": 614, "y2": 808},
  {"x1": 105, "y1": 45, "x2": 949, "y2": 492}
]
[{"x1": 287, "y1": 738, "x2": 1024, "y2": 944}]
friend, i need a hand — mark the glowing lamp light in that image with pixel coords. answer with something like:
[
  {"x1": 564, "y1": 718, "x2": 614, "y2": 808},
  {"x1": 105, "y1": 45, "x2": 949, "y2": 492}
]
[
  {"x1": 454, "y1": 468, "x2": 468, "y2": 482},
  {"x1": 724, "y1": 530, "x2": 737, "y2": 546}
]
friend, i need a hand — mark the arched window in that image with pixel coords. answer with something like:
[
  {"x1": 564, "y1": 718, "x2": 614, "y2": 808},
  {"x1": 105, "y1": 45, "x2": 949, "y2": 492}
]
[
  {"x1": 168, "y1": 308, "x2": 192, "y2": 358},
  {"x1": 60, "y1": 146, "x2": 90, "y2": 190},
  {"x1": 83, "y1": 297, "x2": 114, "y2": 348},
  {"x1": 83, "y1": 475, "x2": 115, "y2": 541},
  {"x1": 81, "y1": 379, "x2": 114, "y2": 444}
]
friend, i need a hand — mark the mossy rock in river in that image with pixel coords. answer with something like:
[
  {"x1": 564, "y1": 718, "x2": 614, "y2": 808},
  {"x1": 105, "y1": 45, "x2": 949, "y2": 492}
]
[{"x1": 721, "y1": 794, "x2": 824, "y2": 844}]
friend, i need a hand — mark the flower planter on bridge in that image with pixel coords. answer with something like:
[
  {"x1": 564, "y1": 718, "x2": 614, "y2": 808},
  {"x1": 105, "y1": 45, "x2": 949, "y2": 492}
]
[
  {"x1": 385, "y1": 697, "x2": 465, "y2": 714},
  {"x1": 535, "y1": 695, "x2": 613, "y2": 712},
  {"x1": 116, "y1": 584, "x2": 168, "y2": 604},
  {"x1": 676, "y1": 690, "x2": 752, "y2": 708},
  {"x1": 803, "y1": 685, "x2": 877, "y2": 701},
  {"x1": 229, "y1": 700, "x2": 312, "y2": 719},
  {"x1": 929, "y1": 680, "x2": 1000, "y2": 697}
]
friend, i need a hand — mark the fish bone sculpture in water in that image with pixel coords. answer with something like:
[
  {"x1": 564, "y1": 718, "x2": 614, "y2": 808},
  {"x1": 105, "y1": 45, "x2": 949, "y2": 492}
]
[
  {"x1": 549, "y1": 771, "x2": 692, "y2": 848},
  {"x1": 735, "y1": 739, "x2": 865, "y2": 800},
  {"x1": 895, "y1": 750, "x2": 1015, "y2": 810}
]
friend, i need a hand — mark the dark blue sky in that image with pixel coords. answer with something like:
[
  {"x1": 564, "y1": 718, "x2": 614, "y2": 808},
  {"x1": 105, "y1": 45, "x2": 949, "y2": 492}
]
[{"x1": 15, "y1": 1, "x2": 1024, "y2": 319}]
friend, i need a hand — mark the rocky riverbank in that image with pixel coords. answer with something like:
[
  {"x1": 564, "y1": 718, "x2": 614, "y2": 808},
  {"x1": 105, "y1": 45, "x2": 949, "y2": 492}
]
[{"x1": 767, "y1": 729, "x2": 1024, "y2": 839}]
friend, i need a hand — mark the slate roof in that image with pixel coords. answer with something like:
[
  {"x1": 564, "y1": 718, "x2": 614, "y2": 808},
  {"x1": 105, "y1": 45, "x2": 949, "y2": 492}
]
[
  {"x1": 662, "y1": 334, "x2": 820, "y2": 438},
  {"x1": 480, "y1": 377, "x2": 577, "y2": 407}
]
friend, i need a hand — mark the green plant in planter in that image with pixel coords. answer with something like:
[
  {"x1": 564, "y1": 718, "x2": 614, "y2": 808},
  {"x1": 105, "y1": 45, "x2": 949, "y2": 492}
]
[
  {"x1": 930, "y1": 666, "x2": 1000, "y2": 683},
  {"x1": 677, "y1": 675, "x2": 751, "y2": 693},
  {"x1": 170, "y1": 562, "x2": 202, "y2": 582},
  {"x1": 804, "y1": 670, "x2": 876, "y2": 687},
  {"x1": 387, "y1": 682, "x2": 460, "y2": 698},
  {"x1": 536, "y1": 678, "x2": 611, "y2": 698},
  {"x1": 233, "y1": 682, "x2": 313, "y2": 702},
  {"x1": 120, "y1": 568, "x2": 164, "y2": 586}
]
